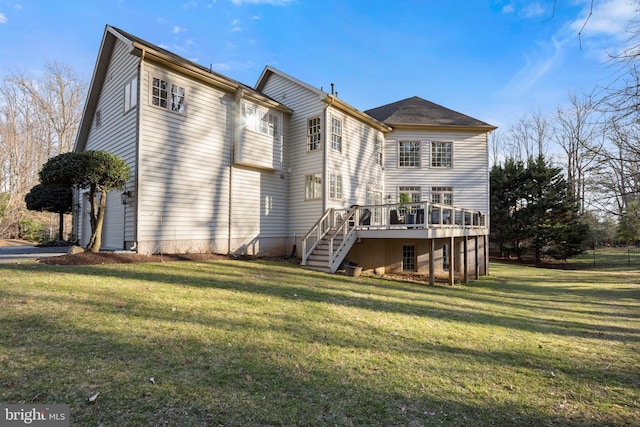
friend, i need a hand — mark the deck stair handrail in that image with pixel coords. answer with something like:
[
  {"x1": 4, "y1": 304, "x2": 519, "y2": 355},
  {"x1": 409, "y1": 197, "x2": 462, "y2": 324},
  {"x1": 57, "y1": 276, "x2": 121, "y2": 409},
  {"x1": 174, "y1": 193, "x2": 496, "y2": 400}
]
[
  {"x1": 301, "y1": 208, "x2": 349, "y2": 265},
  {"x1": 327, "y1": 205, "x2": 358, "y2": 273}
]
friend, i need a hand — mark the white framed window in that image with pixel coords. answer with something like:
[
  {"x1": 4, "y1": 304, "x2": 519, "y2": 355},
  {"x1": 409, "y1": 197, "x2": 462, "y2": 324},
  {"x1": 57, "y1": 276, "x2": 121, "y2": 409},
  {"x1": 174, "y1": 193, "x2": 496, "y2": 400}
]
[
  {"x1": 152, "y1": 77, "x2": 185, "y2": 114},
  {"x1": 402, "y1": 245, "x2": 416, "y2": 272},
  {"x1": 329, "y1": 173, "x2": 343, "y2": 199},
  {"x1": 399, "y1": 141, "x2": 420, "y2": 167},
  {"x1": 243, "y1": 101, "x2": 281, "y2": 137},
  {"x1": 431, "y1": 141, "x2": 452, "y2": 168},
  {"x1": 431, "y1": 186, "x2": 453, "y2": 205},
  {"x1": 95, "y1": 109, "x2": 102, "y2": 128},
  {"x1": 374, "y1": 138, "x2": 383, "y2": 166},
  {"x1": 331, "y1": 117, "x2": 342, "y2": 152},
  {"x1": 307, "y1": 117, "x2": 321, "y2": 151},
  {"x1": 367, "y1": 191, "x2": 383, "y2": 225},
  {"x1": 124, "y1": 77, "x2": 138, "y2": 112},
  {"x1": 398, "y1": 186, "x2": 421, "y2": 203},
  {"x1": 305, "y1": 174, "x2": 322, "y2": 200}
]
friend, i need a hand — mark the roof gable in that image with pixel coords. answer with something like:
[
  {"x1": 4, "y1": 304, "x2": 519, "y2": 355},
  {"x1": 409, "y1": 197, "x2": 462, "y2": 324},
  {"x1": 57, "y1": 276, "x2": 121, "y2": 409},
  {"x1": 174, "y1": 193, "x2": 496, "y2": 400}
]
[{"x1": 365, "y1": 96, "x2": 495, "y2": 130}]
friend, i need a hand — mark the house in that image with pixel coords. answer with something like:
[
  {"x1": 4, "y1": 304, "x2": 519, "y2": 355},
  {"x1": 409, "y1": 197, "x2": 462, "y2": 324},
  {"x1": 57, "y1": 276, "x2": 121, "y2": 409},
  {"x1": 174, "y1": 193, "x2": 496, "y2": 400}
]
[{"x1": 73, "y1": 25, "x2": 496, "y2": 284}]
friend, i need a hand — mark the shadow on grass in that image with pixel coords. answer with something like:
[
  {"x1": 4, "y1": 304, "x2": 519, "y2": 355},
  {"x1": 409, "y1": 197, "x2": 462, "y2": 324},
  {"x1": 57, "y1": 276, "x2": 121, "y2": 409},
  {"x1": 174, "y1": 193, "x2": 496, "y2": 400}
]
[{"x1": 2, "y1": 307, "x2": 634, "y2": 426}]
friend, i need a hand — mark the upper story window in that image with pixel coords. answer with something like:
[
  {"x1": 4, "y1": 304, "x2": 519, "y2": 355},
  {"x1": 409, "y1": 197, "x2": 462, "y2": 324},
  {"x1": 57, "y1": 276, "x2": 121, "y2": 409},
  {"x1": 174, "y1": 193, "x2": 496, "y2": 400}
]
[
  {"x1": 94, "y1": 109, "x2": 102, "y2": 128},
  {"x1": 329, "y1": 173, "x2": 343, "y2": 199},
  {"x1": 152, "y1": 77, "x2": 185, "y2": 114},
  {"x1": 399, "y1": 141, "x2": 420, "y2": 167},
  {"x1": 374, "y1": 138, "x2": 383, "y2": 166},
  {"x1": 431, "y1": 186, "x2": 453, "y2": 205},
  {"x1": 124, "y1": 77, "x2": 138, "y2": 113},
  {"x1": 331, "y1": 117, "x2": 342, "y2": 152},
  {"x1": 243, "y1": 101, "x2": 281, "y2": 138},
  {"x1": 305, "y1": 173, "x2": 322, "y2": 200},
  {"x1": 307, "y1": 117, "x2": 321, "y2": 151},
  {"x1": 431, "y1": 141, "x2": 452, "y2": 168}
]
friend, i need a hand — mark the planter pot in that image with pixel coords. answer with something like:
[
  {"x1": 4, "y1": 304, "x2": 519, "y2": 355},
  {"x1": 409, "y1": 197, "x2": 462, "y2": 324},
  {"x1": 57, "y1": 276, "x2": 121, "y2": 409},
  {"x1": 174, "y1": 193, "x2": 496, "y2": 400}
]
[{"x1": 344, "y1": 265, "x2": 362, "y2": 278}]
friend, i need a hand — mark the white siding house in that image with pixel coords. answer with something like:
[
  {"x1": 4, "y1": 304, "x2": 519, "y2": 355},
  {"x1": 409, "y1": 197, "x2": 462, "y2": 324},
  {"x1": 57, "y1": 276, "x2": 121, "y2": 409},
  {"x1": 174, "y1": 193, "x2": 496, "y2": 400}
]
[{"x1": 73, "y1": 25, "x2": 496, "y2": 283}]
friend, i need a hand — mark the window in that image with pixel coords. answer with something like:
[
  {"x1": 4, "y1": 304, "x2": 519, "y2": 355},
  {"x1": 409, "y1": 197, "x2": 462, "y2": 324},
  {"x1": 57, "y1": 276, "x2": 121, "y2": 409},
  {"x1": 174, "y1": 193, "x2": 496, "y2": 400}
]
[
  {"x1": 367, "y1": 191, "x2": 383, "y2": 225},
  {"x1": 152, "y1": 77, "x2": 185, "y2": 114},
  {"x1": 431, "y1": 186, "x2": 453, "y2": 205},
  {"x1": 375, "y1": 138, "x2": 383, "y2": 166},
  {"x1": 329, "y1": 173, "x2": 343, "y2": 199},
  {"x1": 331, "y1": 117, "x2": 342, "y2": 152},
  {"x1": 170, "y1": 84, "x2": 185, "y2": 113},
  {"x1": 307, "y1": 117, "x2": 321, "y2": 151},
  {"x1": 124, "y1": 77, "x2": 138, "y2": 112},
  {"x1": 431, "y1": 141, "x2": 452, "y2": 167},
  {"x1": 305, "y1": 174, "x2": 322, "y2": 200},
  {"x1": 398, "y1": 186, "x2": 421, "y2": 203},
  {"x1": 243, "y1": 101, "x2": 280, "y2": 137},
  {"x1": 95, "y1": 109, "x2": 102, "y2": 128},
  {"x1": 399, "y1": 141, "x2": 420, "y2": 167},
  {"x1": 402, "y1": 245, "x2": 416, "y2": 272}
]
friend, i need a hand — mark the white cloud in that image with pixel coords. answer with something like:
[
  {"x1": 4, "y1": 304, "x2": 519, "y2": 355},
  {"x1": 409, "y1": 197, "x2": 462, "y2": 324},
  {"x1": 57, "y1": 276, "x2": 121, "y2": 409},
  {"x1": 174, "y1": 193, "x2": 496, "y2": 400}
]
[
  {"x1": 522, "y1": 2, "x2": 546, "y2": 19},
  {"x1": 502, "y1": 4, "x2": 515, "y2": 14},
  {"x1": 570, "y1": 0, "x2": 636, "y2": 39},
  {"x1": 0, "y1": 13, "x2": 6, "y2": 24},
  {"x1": 211, "y1": 60, "x2": 255, "y2": 72},
  {"x1": 172, "y1": 26, "x2": 187, "y2": 34},
  {"x1": 501, "y1": 36, "x2": 566, "y2": 96},
  {"x1": 230, "y1": 0, "x2": 292, "y2": 5}
]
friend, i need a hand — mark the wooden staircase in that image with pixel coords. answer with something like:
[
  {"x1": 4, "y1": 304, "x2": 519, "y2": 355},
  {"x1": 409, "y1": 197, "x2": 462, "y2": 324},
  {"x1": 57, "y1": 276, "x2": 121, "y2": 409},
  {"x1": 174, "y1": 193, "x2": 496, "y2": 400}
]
[{"x1": 301, "y1": 207, "x2": 357, "y2": 273}]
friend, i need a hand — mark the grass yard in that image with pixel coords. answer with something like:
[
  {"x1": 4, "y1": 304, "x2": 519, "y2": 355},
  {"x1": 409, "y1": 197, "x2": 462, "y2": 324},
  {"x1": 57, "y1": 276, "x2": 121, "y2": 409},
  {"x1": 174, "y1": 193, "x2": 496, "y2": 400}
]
[{"x1": 0, "y1": 259, "x2": 638, "y2": 426}]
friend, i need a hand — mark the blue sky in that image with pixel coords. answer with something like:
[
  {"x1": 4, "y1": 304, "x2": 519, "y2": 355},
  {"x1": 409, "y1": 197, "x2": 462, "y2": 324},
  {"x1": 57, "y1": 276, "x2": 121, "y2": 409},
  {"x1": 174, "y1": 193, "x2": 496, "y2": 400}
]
[{"x1": 0, "y1": 0, "x2": 636, "y2": 130}]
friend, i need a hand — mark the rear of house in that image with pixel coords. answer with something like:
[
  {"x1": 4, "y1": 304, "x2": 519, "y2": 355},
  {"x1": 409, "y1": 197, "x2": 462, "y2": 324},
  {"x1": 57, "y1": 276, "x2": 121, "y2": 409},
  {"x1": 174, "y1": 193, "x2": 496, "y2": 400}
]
[{"x1": 73, "y1": 25, "x2": 496, "y2": 283}]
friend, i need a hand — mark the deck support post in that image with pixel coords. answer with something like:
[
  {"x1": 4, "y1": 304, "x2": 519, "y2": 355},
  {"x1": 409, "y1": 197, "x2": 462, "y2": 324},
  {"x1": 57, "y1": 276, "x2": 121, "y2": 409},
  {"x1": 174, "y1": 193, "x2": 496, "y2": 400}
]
[
  {"x1": 449, "y1": 236, "x2": 455, "y2": 286},
  {"x1": 429, "y1": 239, "x2": 435, "y2": 286}
]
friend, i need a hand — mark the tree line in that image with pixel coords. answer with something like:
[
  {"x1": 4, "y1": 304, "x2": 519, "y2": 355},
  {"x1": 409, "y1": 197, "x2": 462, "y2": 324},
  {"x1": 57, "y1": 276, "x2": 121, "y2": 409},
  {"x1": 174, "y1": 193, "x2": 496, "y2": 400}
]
[
  {"x1": 0, "y1": 63, "x2": 85, "y2": 241},
  {"x1": 491, "y1": 5, "x2": 640, "y2": 259}
]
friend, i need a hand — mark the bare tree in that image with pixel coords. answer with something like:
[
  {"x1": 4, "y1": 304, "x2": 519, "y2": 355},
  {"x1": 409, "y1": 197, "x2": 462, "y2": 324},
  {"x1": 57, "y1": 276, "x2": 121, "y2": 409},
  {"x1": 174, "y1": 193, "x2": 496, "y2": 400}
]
[
  {"x1": 0, "y1": 62, "x2": 85, "y2": 239},
  {"x1": 552, "y1": 92, "x2": 601, "y2": 213}
]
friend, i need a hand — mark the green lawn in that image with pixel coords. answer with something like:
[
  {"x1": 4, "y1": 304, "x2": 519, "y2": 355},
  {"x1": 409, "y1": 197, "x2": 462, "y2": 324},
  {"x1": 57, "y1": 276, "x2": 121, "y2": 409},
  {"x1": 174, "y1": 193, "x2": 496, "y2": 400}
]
[{"x1": 1, "y1": 259, "x2": 638, "y2": 426}]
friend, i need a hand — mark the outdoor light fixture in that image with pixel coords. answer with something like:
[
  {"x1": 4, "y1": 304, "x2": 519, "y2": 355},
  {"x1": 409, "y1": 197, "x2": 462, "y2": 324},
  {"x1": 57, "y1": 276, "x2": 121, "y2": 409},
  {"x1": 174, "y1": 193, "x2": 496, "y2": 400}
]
[{"x1": 121, "y1": 190, "x2": 132, "y2": 205}]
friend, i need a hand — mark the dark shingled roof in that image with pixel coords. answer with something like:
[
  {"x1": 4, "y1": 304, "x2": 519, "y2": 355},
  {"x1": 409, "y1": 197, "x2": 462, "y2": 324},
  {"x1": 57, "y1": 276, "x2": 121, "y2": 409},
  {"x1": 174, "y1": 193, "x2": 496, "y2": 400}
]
[{"x1": 365, "y1": 96, "x2": 495, "y2": 129}]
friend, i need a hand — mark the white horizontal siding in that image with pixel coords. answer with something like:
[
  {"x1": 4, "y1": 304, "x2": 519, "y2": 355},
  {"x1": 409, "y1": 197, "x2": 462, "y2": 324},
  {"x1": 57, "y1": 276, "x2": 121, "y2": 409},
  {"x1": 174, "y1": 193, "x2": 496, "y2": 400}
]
[
  {"x1": 84, "y1": 38, "x2": 139, "y2": 249},
  {"x1": 137, "y1": 63, "x2": 232, "y2": 249},
  {"x1": 384, "y1": 129, "x2": 489, "y2": 213},
  {"x1": 326, "y1": 108, "x2": 385, "y2": 209},
  {"x1": 259, "y1": 72, "x2": 327, "y2": 235}
]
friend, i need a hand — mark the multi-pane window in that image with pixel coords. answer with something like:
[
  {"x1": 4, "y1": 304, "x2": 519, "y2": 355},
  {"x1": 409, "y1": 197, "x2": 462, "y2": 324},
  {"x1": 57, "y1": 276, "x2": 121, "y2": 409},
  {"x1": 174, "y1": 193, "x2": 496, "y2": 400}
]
[
  {"x1": 305, "y1": 174, "x2": 322, "y2": 200},
  {"x1": 367, "y1": 191, "x2": 383, "y2": 224},
  {"x1": 307, "y1": 117, "x2": 321, "y2": 151},
  {"x1": 431, "y1": 141, "x2": 452, "y2": 167},
  {"x1": 374, "y1": 138, "x2": 383, "y2": 166},
  {"x1": 261, "y1": 112, "x2": 279, "y2": 137},
  {"x1": 398, "y1": 186, "x2": 421, "y2": 203},
  {"x1": 431, "y1": 186, "x2": 453, "y2": 205},
  {"x1": 331, "y1": 117, "x2": 342, "y2": 152},
  {"x1": 329, "y1": 173, "x2": 343, "y2": 199},
  {"x1": 170, "y1": 84, "x2": 185, "y2": 113},
  {"x1": 402, "y1": 245, "x2": 416, "y2": 272},
  {"x1": 243, "y1": 101, "x2": 280, "y2": 137},
  {"x1": 399, "y1": 141, "x2": 420, "y2": 167},
  {"x1": 124, "y1": 77, "x2": 137, "y2": 112},
  {"x1": 152, "y1": 77, "x2": 185, "y2": 114},
  {"x1": 95, "y1": 109, "x2": 102, "y2": 128}
]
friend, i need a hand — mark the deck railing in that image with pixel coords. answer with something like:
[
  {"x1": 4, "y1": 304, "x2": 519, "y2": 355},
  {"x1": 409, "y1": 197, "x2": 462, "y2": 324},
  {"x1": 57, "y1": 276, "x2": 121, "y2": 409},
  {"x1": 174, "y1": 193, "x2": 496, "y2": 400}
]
[{"x1": 301, "y1": 202, "x2": 487, "y2": 269}]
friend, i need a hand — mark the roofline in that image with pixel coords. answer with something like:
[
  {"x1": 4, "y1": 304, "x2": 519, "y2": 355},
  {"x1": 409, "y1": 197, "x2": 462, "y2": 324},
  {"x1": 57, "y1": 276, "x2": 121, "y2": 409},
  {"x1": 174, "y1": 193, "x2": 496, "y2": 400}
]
[
  {"x1": 75, "y1": 26, "x2": 292, "y2": 152},
  {"x1": 385, "y1": 123, "x2": 498, "y2": 132},
  {"x1": 323, "y1": 94, "x2": 392, "y2": 133},
  {"x1": 255, "y1": 65, "x2": 326, "y2": 98}
]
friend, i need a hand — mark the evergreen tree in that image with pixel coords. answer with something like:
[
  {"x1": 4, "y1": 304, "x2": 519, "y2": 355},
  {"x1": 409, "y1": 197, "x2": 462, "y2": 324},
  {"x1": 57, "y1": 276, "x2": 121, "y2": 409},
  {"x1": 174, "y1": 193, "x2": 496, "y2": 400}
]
[{"x1": 490, "y1": 156, "x2": 588, "y2": 262}]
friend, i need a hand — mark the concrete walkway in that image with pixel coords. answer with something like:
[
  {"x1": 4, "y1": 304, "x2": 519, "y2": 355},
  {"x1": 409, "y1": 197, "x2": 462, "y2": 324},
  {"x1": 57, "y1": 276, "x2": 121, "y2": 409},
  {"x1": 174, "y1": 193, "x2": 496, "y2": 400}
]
[{"x1": 0, "y1": 240, "x2": 69, "y2": 263}]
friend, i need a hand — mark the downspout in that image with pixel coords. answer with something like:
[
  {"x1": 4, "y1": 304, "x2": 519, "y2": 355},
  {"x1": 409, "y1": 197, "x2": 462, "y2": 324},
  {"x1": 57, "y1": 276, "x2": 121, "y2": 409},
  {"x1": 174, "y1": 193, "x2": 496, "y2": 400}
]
[
  {"x1": 132, "y1": 49, "x2": 144, "y2": 251},
  {"x1": 322, "y1": 96, "x2": 334, "y2": 214},
  {"x1": 229, "y1": 88, "x2": 244, "y2": 254}
]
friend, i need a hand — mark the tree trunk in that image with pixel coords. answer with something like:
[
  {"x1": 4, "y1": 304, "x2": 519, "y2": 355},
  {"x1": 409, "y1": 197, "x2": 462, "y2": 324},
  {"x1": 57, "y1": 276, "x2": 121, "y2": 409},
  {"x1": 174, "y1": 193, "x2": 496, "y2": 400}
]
[
  {"x1": 58, "y1": 212, "x2": 64, "y2": 241},
  {"x1": 87, "y1": 188, "x2": 106, "y2": 253}
]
